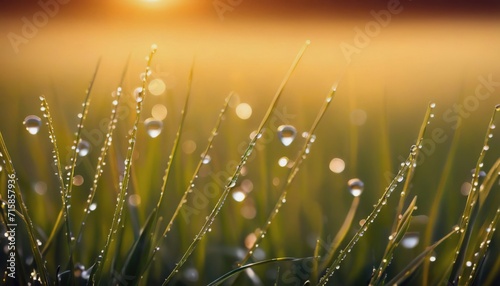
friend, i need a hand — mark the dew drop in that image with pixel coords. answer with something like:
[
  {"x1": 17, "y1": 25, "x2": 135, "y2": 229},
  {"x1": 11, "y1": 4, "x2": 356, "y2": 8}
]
[
  {"x1": 77, "y1": 140, "x2": 91, "y2": 157},
  {"x1": 277, "y1": 125, "x2": 297, "y2": 146},
  {"x1": 23, "y1": 115, "x2": 42, "y2": 135},
  {"x1": 496, "y1": 104, "x2": 500, "y2": 111},
  {"x1": 430, "y1": 102, "x2": 436, "y2": 109},
  {"x1": 347, "y1": 178, "x2": 364, "y2": 197},
  {"x1": 89, "y1": 203, "x2": 97, "y2": 211},
  {"x1": 134, "y1": 87, "x2": 144, "y2": 102},
  {"x1": 144, "y1": 118, "x2": 163, "y2": 138},
  {"x1": 201, "y1": 153, "x2": 211, "y2": 164}
]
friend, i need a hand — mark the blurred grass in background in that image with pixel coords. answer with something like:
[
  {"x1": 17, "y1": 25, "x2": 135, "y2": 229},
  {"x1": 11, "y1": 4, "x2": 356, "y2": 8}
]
[
  {"x1": 0, "y1": 1, "x2": 500, "y2": 284},
  {"x1": 0, "y1": 43, "x2": 499, "y2": 284}
]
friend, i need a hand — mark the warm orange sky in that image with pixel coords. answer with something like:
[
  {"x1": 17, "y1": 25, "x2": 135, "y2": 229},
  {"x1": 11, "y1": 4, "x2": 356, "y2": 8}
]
[{"x1": 1, "y1": 0, "x2": 500, "y2": 122}]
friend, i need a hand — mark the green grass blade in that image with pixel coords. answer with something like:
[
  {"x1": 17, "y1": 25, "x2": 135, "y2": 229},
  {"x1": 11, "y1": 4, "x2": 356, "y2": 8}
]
[
  {"x1": 91, "y1": 46, "x2": 157, "y2": 284},
  {"x1": 370, "y1": 196, "x2": 418, "y2": 285},
  {"x1": 448, "y1": 105, "x2": 500, "y2": 284},
  {"x1": 464, "y1": 207, "x2": 499, "y2": 285},
  {"x1": 161, "y1": 41, "x2": 310, "y2": 285},
  {"x1": 386, "y1": 227, "x2": 458, "y2": 285},
  {"x1": 311, "y1": 239, "x2": 322, "y2": 284},
  {"x1": 319, "y1": 196, "x2": 360, "y2": 272},
  {"x1": 0, "y1": 132, "x2": 51, "y2": 284},
  {"x1": 208, "y1": 257, "x2": 315, "y2": 286},
  {"x1": 118, "y1": 208, "x2": 157, "y2": 285},
  {"x1": 421, "y1": 113, "x2": 463, "y2": 285},
  {"x1": 317, "y1": 103, "x2": 434, "y2": 286},
  {"x1": 138, "y1": 92, "x2": 234, "y2": 282},
  {"x1": 137, "y1": 58, "x2": 197, "y2": 282},
  {"x1": 391, "y1": 102, "x2": 435, "y2": 234},
  {"x1": 76, "y1": 57, "x2": 130, "y2": 248},
  {"x1": 479, "y1": 158, "x2": 500, "y2": 207},
  {"x1": 239, "y1": 87, "x2": 335, "y2": 266},
  {"x1": 154, "y1": 58, "x2": 194, "y2": 215}
]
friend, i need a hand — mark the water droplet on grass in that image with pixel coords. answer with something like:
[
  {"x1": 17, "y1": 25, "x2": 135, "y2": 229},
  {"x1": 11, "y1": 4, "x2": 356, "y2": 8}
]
[
  {"x1": 277, "y1": 125, "x2": 296, "y2": 146},
  {"x1": 23, "y1": 115, "x2": 42, "y2": 135},
  {"x1": 347, "y1": 178, "x2": 364, "y2": 197},
  {"x1": 201, "y1": 154, "x2": 211, "y2": 164},
  {"x1": 77, "y1": 140, "x2": 91, "y2": 157},
  {"x1": 144, "y1": 118, "x2": 163, "y2": 138}
]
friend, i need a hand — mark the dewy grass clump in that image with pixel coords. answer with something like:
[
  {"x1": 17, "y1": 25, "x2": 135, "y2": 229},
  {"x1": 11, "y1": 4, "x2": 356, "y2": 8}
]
[{"x1": 0, "y1": 43, "x2": 499, "y2": 285}]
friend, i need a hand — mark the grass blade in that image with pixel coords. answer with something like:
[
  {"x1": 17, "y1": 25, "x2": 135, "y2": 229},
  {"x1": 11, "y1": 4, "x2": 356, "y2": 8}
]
[
  {"x1": 138, "y1": 92, "x2": 234, "y2": 282},
  {"x1": 118, "y1": 208, "x2": 157, "y2": 285},
  {"x1": 370, "y1": 196, "x2": 418, "y2": 285},
  {"x1": 464, "y1": 208, "x2": 499, "y2": 285},
  {"x1": 386, "y1": 227, "x2": 458, "y2": 285},
  {"x1": 208, "y1": 257, "x2": 315, "y2": 286},
  {"x1": 239, "y1": 87, "x2": 335, "y2": 266},
  {"x1": 317, "y1": 103, "x2": 435, "y2": 286},
  {"x1": 91, "y1": 45, "x2": 157, "y2": 284},
  {"x1": 76, "y1": 57, "x2": 130, "y2": 248},
  {"x1": 318, "y1": 196, "x2": 360, "y2": 272},
  {"x1": 448, "y1": 105, "x2": 500, "y2": 285},
  {"x1": 161, "y1": 40, "x2": 310, "y2": 285},
  {"x1": 421, "y1": 112, "x2": 463, "y2": 285},
  {"x1": 0, "y1": 132, "x2": 51, "y2": 284}
]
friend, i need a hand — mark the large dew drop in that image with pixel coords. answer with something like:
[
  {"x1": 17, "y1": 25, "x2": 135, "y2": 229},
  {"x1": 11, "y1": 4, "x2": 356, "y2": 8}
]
[
  {"x1": 77, "y1": 140, "x2": 91, "y2": 157},
  {"x1": 201, "y1": 153, "x2": 211, "y2": 164},
  {"x1": 347, "y1": 178, "x2": 364, "y2": 197},
  {"x1": 23, "y1": 115, "x2": 42, "y2": 135},
  {"x1": 277, "y1": 125, "x2": 297, "y2": 146},
  {"x1": 144, "y1": 118, "x2": 163, "y2": 138}
]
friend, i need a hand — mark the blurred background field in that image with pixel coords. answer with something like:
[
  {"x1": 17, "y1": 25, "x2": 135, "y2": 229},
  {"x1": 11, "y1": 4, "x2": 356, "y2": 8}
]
[{"x1": 1, "y1": 0, "x2": 500, "y2": 285}]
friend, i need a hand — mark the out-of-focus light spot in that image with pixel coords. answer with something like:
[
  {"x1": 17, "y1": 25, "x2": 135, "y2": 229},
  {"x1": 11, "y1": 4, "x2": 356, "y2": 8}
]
[
  {"x1": 241, "y1": 204, "x2": 256, "y2": 219},
  {"x1": 329, "y1": 158, "x2": 345, "y2": 173},
  {"x1": 401, "y1": 233, "x2": 419, "y2": 249},
  {"x1": 461, "y1": 182, "x2": 472, "y2": 196},
  {"x1": 272, "y1": 177, "x2": 280, "y2": 186},
  {"x1": 152, "y1": 104, "x2": 167, "y2": 120},
  {"x1": 182, "y1": 140, "x2": 197, "y2": 154},
  {"x1": 241, "y1": 179, "x2": 253, "y2": 193},
  {"x1": 278, "y1": 156, "x2": 289, "y2": 167},
  {"x1": 34, "y1": 181, "x2": 47, "y2": 195},
  {"x1": 73, "y1": 175, "x2": 84, "y2": 186},
  {"x1": 236, "y1": 103, "x2": 252, "y2": 120},
  {"x1": 128, "y1": 194, "x2": 141, "y2": 206},
  {"x1": 183, "y1": 268, "x2": 199, "y2": 282},
  {"x1": 232, "y1": 190, "x2": 246, "y2": 202},
  {"x1": 244, "y1": 232, "x2": 257, "y2": 249},
  {"x1": 227, "y1": 93, "x2": 241, "y2": 108},
  {"x1": 350, "y1": 109, "x2": 367, "y2": 126},
  {"x1": 148, "y1": 79, "x2": 166, "y2": 95}
]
